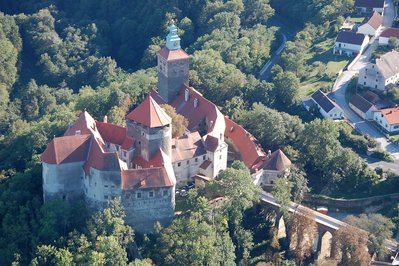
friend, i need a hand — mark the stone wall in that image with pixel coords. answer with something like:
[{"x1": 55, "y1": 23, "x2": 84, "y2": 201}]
[
  {"x1": 84, "y1": 168, "x2": 122, "y2": 210},
  {"x1": 43, "y1": 162, "x2": 85, "y2": 202},
  {"x1": 122, "y1": 186, "x2": 175, "y2": 233},
  {"x1": 127, "y1": 120, "x2": 171, "y2": 161}
]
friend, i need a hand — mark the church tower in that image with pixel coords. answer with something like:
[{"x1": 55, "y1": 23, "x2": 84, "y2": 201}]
[{"x1": 157, "y1": 24, "x2": 190, "y2": 103}]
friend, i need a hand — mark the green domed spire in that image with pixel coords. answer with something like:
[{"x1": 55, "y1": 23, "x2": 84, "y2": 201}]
[{"x1": 166, "y1": 23, "x2": 181, "y2": 50}]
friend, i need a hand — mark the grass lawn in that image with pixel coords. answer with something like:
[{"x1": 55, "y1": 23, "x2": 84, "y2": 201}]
[
  {"x1": 299, "y1": 37, "x2": 350, "y2": 97},
  {"x1": 390, "y1": 134, "x2": 399, "y2": 142},
  {"x1": 347, "y1": 16, "x2": 365, "y2": 23}
]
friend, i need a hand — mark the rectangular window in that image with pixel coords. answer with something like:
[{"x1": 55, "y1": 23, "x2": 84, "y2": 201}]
[
  {"x1": 104, "y1": 195, "x2": 108, "y2": 199},
  {"x1": 137, "y1": 192, "x2": 142, "y2": 199},
  {"x1": 178, "y1": 162, "x2": 181, "y2": 167},
  {"x1": 163, "y1": 190, "x2": 168, "y2": 196},
  {"x1": 187, "y1": 160, "x2": 189, "y2": 165},
  {"x1": 116, "y1": 146, "x2": 119, "y2": 151},
  {"x1": 123, "y1": 151, "x2": 127, "y2": 157},
  {"x1": 195, "y1": 158, "x2": 198, "y2": 162},
  {"x1": 203, "y1": 155, "x2": 206, "y2": 160},
  {"x1": 104, "y1": 185, "x2": 108, "y2": 188},
  {"x1": 149, "y1": 191, "x2": 154, "y2": 198}
]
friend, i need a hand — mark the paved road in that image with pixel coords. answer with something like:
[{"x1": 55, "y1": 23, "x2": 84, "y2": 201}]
[
  {"x1": 366, "y1": 157, "x2": 399, "y2": 175},
  {"x1": 329, "y1": 0, "x2": 399, "y2": 161},
  {"x1": 259, "y1": 17, "x2": 297, "y2": 80}
]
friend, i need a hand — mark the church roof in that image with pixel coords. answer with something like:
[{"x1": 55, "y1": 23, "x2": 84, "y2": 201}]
[
  {"x1": 158, "y1": 47, "x2": 189, "y2": 60},
  {"x1": 41, "y1": 135, "x2": 91, "y2": 164},
  {"x1": 126, "y1": 95, "x2": 171, "y2": 128},
  {"x1": 262, "y1": 149, "x2": 291, "y2": 172}
]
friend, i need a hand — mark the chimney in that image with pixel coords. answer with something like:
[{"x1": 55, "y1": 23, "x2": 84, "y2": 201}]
[
  {"x1": 103, "y1": 115, "x2": 108, "y2": 123},
  {"x1": 75, "y1": 130, "x2": 81, "y2": 135},
  {"x1": 267, "y1": 150, "x2": 272, "y2": 157},
  {"x1": 184, "y1": 89, "x2": 189, "y2": 102},
  {"x1": 194, "y1": 98, "x2": 198, "y2": 108}
]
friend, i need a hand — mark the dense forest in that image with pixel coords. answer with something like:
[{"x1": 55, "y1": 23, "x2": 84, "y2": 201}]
[{"x1": 0, "y1": 0, "x2": 398, "y2": 265}]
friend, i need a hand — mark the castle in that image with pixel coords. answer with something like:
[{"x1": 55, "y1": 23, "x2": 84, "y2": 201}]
[{"x1": 41, "y1": 24, "x2": 291, "y2": 232}]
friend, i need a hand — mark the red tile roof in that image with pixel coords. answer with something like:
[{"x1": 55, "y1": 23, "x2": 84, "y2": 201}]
[
  {"x1": 362, "y1": 11, "x2": 383, "y2": 30},
  {"x1": 376, "y1": 107, "x2": 399, "y2": 125},
  {"x1": 84, "y1": 139, "x2": 122, "y2": 174},
  {"x1": 41, "y1": 135, "x2": 91, "y2": 164},
  {"x1": 170, "y1": 84, "x2": 225, "y2": 137},
  {"x1": 380, "y1": 28, "x2": 399, "y2": 38},
  {"x1": 122, "y1": 167, "x2": 174, "y2": 189},
  {"x1": 126, "y1": 95, "x2": 171, "y2": 128},
  {"x1": 132, "y1": 149, "x2": 164, "y2": 169},
  {"x1": 262, "y1": 149, "x2": 291, "y2": 172},
  {"x1": 199, "y1": 160, "x2": 212, "y2": 170},
  {"x1": 224, "y1": 117, "x2": 266, "y2": 170},
  {"x1": 158, "y1": 47, "x2": 189, "y2": 61},
  {"x1": 96, "y1": 121, "x2": 134, "y2": 150},
  {"x1": 64, "y1": 111, "x2": 97, "y2": 137}
]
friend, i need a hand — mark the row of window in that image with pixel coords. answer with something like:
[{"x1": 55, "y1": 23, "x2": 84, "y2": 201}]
[
  {"x1": 176, "y1": 155, "x2": 207, "y2": 167},
  {"x1": 125, "y1": 189, "x2": 169, "y2": 199}
]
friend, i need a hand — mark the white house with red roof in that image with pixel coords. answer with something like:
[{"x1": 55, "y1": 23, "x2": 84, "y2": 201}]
[
  {"x1": 41, "y1": 24, "x2": 291, "y2": 232},
  {"x1": 357, "y1": 11, "x2": 383, "y2": 36},
  {"x1": 374, "y1": 107, "x2": 399, "y2": 133},
  {"x1": 379, "y1": 28, "x2": 399, "y2": 45}
]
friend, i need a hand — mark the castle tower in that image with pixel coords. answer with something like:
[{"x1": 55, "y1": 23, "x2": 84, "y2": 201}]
[
  {"x1": 157, "y1": 24, "x2": 190, "y2": 103},
  {"x1": 126, "y1": 96, "x2": 172, "y2": 162}
]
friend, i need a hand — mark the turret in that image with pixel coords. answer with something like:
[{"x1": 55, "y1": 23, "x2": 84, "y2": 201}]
[{"x1": 126, "y1": 96, "x2": 172, "y2": 161}]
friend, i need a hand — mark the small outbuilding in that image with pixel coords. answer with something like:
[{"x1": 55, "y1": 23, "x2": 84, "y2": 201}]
[{"x1": 349, "y1": 94, "x2": 377, "y2": 120}]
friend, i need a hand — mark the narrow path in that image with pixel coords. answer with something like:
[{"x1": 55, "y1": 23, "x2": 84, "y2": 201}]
[{"x1": 259, "y1": 16, "x2": 297, "y2": 81}]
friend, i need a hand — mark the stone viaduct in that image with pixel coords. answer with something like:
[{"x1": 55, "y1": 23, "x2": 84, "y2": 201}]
[{"x1": 260, "y1": 192, "x2": 398, "y2": 260}]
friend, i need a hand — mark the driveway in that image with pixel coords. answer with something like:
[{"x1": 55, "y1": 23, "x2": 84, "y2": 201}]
[
  {"x1": 259, "y1": 16, "x2": 297, "y2": 80},
  {"x1": 329, "y1": 0, "x2": 399, "y2": 161}
]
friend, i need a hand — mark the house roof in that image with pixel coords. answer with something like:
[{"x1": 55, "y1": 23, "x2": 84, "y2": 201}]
[
  {"x1": 376, "y1": 50, "x2": 399, "y2": 78},
  {"x1": 158, "y1": 47, "x2": 189, "y2": 61},
  {"x1": 350, "y1": 94, "x2": 374, "y2": 113},
  {"x1": 199, "y1": 160, "x2": 212, "y2": 170},
  {"x1": 169, "y1": 84, "x2": 226, "y2": 139},
  {"x1": 126, "y1": 95, "x2": 171, "y2": 128},
  {"x1": 96, "y1": 121, "x2": 131, "y2": 148},
  {"x1": 355, "y1": 0, "x2": 385, "y2": 8},
  {"x1": 84, "y1": 138, "x2": 122, "y2": 174},
  {"x1": 363, "y1": 90, "x2": 380, "y2": 104},
  {"x1": 375, "y1": 107, "x2": 399, "y2": 125},
  {"x1": 224, "y1": 117, "x2": 266, "y2": 170},
  {"x1": 336, "y1": 31, "x2": 367, "y2": 45},
  {"x1": 172, "y1": 131, "x2": 206, "y2": 162},
  {"x1": 122, "y1": 167, "x2": 174, "y2": 190},
  {"x1": 311, "y1": 90, "x2": 338, "y2": 113},
  {"x1": 380, "y1": 28, "x2": 399, "y2": 38},
  {"x1": 41, "y1": 135, "x2": 91, "y2": 164},
  {"x1": 361, "y1": 11, "x2": 383, "y2": 30},
  {"x1": 204, "y1": 135, "x2": 219, "y2": 152},
  {"x1": 262, "y1": 149, "x2": 291, "y2": 172}
]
